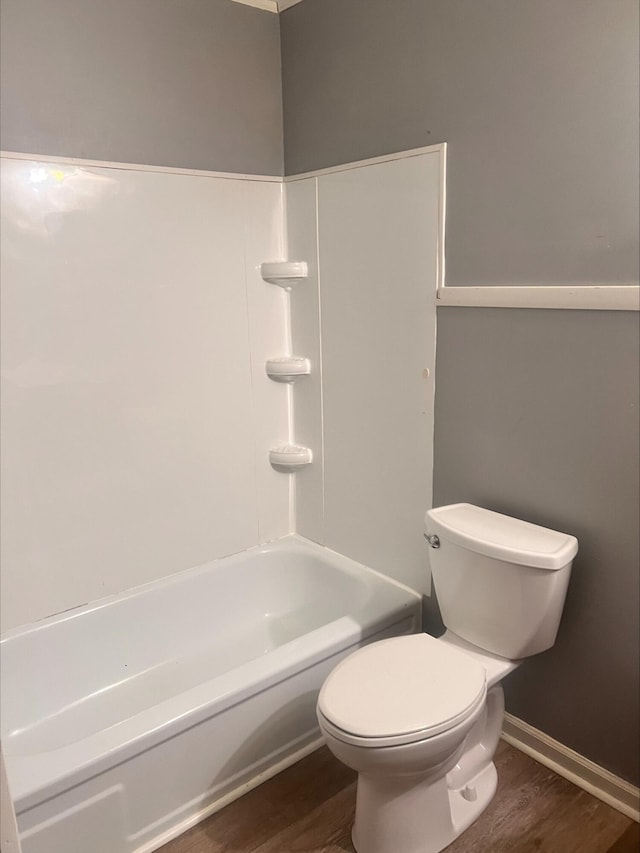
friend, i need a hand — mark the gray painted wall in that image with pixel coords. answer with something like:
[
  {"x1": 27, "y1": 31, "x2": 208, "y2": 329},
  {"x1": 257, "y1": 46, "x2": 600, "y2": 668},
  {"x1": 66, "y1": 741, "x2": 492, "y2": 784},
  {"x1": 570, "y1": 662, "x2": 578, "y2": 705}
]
[
  {"x1": 432, "y1": 308, "x2": 640, "y2": 785},
  {"x1": 281, "y1": 0, "x2": 640, "y2": 785},
  {"x1": 281, "y1": 0, "x2": 639, "y2": 286},
  {"x1": 0, "y1": 0, "x2": 283, "y2": 175}
]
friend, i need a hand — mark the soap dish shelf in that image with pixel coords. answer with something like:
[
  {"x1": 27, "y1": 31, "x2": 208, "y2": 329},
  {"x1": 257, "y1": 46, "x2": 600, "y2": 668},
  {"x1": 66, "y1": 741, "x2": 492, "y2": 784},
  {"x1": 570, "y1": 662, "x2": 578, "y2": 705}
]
[
  {"x1": 269, "y1": 444, "x2": 312, "y2": 472},
  {"x1": 260, "y1": 261, "x2": 308, "y2": 289},
  {"x1": 266, "y1": 356, "x2": 311, "y2": 383}
]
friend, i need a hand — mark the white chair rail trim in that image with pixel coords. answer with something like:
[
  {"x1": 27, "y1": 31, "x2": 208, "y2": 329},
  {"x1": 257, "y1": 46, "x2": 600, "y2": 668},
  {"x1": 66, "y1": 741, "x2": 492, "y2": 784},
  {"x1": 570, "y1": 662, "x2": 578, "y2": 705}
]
[{"x1": 437, "y1": 284, "x2": 640, "y2": 311}]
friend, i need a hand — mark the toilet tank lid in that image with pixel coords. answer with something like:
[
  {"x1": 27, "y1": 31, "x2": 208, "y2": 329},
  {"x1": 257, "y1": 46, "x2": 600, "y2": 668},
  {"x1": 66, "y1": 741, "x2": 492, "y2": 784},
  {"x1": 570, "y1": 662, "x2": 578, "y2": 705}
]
[{"x1": 425, "y1": 504, "x2": 578, "y2": 570}]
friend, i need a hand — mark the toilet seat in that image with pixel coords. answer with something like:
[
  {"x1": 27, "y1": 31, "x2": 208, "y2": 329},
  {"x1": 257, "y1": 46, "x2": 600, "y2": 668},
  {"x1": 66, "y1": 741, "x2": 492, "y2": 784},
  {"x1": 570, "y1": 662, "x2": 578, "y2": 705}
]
[{"x1": 317, "y1": 633, "x2": 487, "y2": 748}]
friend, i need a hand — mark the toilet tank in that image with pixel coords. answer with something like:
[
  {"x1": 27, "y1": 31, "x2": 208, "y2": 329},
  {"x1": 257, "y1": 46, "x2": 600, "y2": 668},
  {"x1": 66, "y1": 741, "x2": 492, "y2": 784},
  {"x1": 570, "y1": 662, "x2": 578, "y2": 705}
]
[{"x1": 425, "y1": 504, "x2": 578, "y2": 659}]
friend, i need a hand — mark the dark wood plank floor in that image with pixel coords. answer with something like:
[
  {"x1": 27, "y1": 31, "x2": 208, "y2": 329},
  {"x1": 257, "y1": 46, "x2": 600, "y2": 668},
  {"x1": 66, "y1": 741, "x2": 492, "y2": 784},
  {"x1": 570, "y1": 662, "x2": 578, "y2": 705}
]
[{"x1": 158, "y1": 741, "x2": 638, "y2": 853}]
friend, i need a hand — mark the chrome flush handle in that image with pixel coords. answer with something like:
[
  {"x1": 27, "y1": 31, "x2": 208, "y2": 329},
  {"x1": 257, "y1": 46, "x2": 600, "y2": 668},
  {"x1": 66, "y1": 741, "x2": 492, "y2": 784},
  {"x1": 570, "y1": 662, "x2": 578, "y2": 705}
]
[{"x1": 424, "y1": 533, "x2": 440, "y2": 549}]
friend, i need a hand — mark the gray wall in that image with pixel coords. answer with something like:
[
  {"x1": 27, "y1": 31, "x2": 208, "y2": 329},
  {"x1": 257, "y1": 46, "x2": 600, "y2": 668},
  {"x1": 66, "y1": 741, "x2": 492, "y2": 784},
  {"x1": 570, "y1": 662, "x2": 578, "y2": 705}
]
[
  {"x1": 432, "y1": 308, "x2": 639, "y2": 785},
  {"x1": 0, "y1": 0, "x2": 283, "y2": 175},
  {"x1": 281, "y1": 0, "x2": 639, "y2": 286},
  {"x1": 281, "y1": 0, "x2": 640, "y2": 785}
]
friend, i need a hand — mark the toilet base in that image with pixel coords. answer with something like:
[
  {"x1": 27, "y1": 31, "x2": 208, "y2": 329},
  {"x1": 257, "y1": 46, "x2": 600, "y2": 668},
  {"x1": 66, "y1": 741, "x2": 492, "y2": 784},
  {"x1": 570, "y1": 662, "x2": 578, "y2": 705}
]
[
  {"x1": 449, "y1": 761, "x2": 498, "y2": 840},
  {"x1": 352, "y1": 761, "x2": 498, "y2": 853}
]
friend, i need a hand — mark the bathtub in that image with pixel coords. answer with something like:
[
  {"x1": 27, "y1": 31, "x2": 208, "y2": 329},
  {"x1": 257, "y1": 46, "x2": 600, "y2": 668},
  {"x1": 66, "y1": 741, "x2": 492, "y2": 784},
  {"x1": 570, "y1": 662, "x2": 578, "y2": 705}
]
[{"x1": 0, "y1": 535, "x2": 421, "y2": 853}]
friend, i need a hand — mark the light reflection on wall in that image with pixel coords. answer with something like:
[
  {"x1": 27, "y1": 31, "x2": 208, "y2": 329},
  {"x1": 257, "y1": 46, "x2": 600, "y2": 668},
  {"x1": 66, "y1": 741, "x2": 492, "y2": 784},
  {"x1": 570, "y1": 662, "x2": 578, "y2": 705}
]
[
  {"x1": 1, "y1": 158, "x2": 120, "y2": 389},
  {"x1": 2, "y1": 160, "x2": 119, "y2": 242}
]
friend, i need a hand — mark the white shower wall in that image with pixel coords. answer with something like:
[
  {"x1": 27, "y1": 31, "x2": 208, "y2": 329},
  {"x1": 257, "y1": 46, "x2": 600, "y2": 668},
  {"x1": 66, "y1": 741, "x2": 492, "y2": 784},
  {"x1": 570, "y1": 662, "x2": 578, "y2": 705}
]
[
  {"x1": 287, "y1": 149, "x2": 441, "y2": 594},
  {"x1": 1, "y1": 146, "x2": 442, "y2": 632},
  {"x1": 0, "y1": 157, "x2": 289, "y2": 631}
]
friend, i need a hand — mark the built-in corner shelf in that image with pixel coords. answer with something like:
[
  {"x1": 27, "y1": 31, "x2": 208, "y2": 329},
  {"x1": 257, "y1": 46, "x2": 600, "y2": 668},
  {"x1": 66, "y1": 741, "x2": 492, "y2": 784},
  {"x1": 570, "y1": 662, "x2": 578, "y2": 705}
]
[
  {"x1": 265, "y1": 356, "x2": 311, "y2": 383},
  {"x1": 269, "y1": 444, "x2": 312, "y2": 472},
  {"x1": 260, "y1": 261, "x2": 308, "y2": 289}
]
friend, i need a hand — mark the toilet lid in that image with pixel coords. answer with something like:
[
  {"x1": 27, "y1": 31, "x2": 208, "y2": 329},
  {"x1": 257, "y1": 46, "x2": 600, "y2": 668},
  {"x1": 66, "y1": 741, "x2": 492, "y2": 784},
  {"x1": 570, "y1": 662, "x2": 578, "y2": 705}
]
[{"x1": 318, "y1": 634, "x2": 486, "y2": 744}]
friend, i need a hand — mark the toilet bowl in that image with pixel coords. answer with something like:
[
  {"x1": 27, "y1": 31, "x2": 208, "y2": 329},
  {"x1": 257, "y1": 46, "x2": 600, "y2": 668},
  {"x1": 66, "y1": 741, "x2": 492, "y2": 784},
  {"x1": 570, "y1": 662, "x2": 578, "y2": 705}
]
[
  {"x1": 317, "y1": 632, "x2": 512, "y2": 853},
  {"x1": 317, "y1": 503, "x2": 578, "y2": 853}
]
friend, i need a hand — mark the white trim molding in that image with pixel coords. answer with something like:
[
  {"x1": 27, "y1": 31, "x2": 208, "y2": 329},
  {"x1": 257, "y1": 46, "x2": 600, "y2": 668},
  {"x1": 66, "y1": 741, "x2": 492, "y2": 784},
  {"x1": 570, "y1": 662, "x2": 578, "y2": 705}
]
[
  {"x1": 502, "y1": 713, "x2": 640, "y2": 822},
  {"x1": 437, "y1": 284, "x2": 640, "y2": 311},
  {"x1": 231, "y1": 0, "x2": 278, "y2": 12},
  {"x1": 230, "y1": 0, "x2": 304, "y2": 12},
  {"x1": 0, "y1": 150, "x2": 282, "y2": 183},
  {"x1": 284, "y1": 143, "x2": 446, "y2": 183}
]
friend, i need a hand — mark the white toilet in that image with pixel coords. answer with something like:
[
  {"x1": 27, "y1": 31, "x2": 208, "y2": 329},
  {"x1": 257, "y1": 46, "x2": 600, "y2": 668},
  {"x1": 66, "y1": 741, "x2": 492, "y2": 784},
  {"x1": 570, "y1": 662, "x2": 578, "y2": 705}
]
[{"x1": 316, "y1": 503, "x2": 578, "y2": 853}]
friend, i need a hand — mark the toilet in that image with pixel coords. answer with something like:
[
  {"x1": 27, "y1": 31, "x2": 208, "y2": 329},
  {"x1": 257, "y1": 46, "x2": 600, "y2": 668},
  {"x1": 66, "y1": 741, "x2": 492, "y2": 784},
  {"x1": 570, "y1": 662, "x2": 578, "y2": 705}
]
[{"x1": 316, "y1": 503, "x2": 578, "y2": 853}]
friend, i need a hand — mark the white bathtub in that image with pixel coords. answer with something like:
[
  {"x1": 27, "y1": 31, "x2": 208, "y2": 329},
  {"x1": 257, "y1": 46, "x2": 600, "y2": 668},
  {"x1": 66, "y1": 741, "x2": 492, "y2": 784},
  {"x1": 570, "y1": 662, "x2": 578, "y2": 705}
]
[{"x1": 1, "y1": 535, "x2": 421, "y2": 853}]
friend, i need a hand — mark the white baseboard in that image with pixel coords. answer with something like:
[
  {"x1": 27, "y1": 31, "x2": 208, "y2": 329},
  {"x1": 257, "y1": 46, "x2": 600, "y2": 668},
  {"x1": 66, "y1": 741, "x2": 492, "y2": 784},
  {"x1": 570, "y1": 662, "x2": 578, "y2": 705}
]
[{"x1": 502, "y1": 713, "x2": 639, "y2": 822}]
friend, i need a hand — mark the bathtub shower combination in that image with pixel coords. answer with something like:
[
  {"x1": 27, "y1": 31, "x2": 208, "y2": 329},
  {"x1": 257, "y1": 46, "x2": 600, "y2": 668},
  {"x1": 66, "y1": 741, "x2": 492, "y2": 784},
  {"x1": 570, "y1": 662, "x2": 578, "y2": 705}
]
[
  {"x1": 0, "y1": 536, "x2": 420, "y2": 853},
  {"x1": 0, "y1": 149, "x2": 441, "y2": 853}
]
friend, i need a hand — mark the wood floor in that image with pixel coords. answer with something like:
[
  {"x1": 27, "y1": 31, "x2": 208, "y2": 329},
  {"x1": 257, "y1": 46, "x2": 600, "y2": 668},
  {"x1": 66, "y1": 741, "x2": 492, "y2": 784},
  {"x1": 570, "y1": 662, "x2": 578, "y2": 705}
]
[{"x1": 158, "y1": 741, "x2": 638, "y2": 853}]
